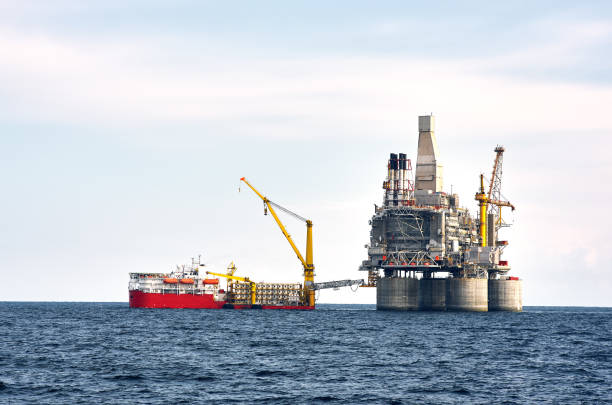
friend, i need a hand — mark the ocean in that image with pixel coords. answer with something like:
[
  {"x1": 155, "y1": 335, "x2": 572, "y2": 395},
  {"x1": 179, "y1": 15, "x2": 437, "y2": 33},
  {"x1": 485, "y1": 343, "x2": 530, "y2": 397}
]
[{"x1": 0, "y1": 303, "x2": 610, "y2": 404}]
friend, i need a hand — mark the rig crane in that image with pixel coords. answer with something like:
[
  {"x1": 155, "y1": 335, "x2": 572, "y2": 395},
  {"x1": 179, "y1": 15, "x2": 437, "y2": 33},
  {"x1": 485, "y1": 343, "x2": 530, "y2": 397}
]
[
  {"x1": 240, "y1": 177, "x2": 315, "y2": 307},
  {"x1": 475, "y1": 146, "x2": 515, "y2": 247}
]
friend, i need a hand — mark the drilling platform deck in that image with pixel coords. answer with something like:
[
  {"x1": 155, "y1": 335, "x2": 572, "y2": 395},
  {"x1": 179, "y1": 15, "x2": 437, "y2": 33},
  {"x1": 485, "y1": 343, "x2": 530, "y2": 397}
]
[{"x1": 359, "y1": 115, "x2": 522, "y2": 311}]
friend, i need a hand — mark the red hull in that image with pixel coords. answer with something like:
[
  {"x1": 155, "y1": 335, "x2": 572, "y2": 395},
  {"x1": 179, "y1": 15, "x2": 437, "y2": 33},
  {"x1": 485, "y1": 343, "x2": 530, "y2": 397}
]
[
  {"x1": 129, "y1": 290, "x2": 226, "y2": 309},
  {"x1": 129, "y1": 291, "x2": 314, "y2": 310}
]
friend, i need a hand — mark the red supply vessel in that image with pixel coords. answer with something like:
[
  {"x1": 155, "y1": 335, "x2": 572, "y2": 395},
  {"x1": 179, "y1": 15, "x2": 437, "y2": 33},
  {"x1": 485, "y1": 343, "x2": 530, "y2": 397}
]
[{"x1": 129, "y1": 259, "x2": 315, "y2": 310}]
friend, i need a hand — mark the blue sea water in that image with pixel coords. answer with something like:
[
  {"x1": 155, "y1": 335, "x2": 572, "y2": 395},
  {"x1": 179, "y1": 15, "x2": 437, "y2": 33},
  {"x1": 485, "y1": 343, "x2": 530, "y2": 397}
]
[{"x1": 0, "y1": 303, "x2": 610, "y2": 404}]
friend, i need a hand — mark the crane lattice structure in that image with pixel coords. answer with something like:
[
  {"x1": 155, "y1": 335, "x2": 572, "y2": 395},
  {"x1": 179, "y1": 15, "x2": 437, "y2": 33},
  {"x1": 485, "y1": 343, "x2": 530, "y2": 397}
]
[
  {"x1": 475, "y1": 146, "x2": 515, "y2": 247},
  {"x1": 488, "y1": 146, "x2": 507, "y2": 231}
]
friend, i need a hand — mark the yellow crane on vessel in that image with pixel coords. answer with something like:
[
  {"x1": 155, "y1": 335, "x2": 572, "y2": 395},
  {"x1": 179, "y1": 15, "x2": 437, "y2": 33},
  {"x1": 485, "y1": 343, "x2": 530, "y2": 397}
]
[
  {"x1": 475, "y1": 146, "x2": 515, "y2": 247},
  {"x1": 240, "y1": 177, "x2": 315, "y2": 307},
  {"x1": 205, "y1": 270, "x2": 257, "y2": 305},
  {"x1": 225, "y1": 261, "x2": 238, "y2": 291}
]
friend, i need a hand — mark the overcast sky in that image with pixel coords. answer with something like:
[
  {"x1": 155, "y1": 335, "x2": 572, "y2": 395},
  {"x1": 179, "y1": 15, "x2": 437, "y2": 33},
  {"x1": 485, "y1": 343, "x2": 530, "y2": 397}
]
[{"x1": 1, "y1": 1, "x2": 611, "y2": 306}]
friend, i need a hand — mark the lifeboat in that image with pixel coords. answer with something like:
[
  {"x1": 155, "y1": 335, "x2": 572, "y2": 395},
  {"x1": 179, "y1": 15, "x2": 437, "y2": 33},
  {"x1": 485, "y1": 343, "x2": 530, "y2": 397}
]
[
  {"x1": 203, "y1": 279, "x2": 219, "y2": 285},
  {"x1": 163, "y1": 278, "x2": 179, "y2": 284},
  {"x1": 180, "y1": 278, "x2": 195, "y2": 284}
]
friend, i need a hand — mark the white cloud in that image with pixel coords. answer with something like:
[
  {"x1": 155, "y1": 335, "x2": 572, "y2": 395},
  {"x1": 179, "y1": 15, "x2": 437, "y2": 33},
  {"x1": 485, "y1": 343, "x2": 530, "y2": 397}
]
[
  {"x1": 1, "y1": 28, "x2": 612, "y2": 139},
  {"x1": 480, "y1": 19, "x2": 612, "y2": 69}
]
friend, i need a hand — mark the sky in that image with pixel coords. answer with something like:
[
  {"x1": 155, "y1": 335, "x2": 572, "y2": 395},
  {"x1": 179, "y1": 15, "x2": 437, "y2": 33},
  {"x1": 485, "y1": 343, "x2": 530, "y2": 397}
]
[{"x1": 1, "y1": 1, "x2": 611, "y2": 306}]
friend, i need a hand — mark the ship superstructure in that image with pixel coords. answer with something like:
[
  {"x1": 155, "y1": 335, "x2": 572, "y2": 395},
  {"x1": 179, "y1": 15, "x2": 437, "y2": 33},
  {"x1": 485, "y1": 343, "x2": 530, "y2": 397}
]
[
  {"x1": 129, "y1": 257, "x2": 226, "y2": 309},
  {"x1": 359, "y1": 115, "x2": 522, "y2": 311}
]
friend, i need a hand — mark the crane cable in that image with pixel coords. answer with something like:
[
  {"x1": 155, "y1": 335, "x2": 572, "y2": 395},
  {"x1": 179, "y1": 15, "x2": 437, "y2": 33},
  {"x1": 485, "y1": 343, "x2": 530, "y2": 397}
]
[{"x1": 268, "y1": 200, "x2": 307, "y2": 223}]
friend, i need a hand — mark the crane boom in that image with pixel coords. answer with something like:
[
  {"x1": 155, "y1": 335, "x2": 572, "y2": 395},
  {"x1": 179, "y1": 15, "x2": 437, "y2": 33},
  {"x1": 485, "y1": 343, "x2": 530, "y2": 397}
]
[
  {"x1": 488, "y1": 199, "x2": 515, "y2": 211},
  {"x1": 487, "y1": 146, "x2": 504, "y2": 200},
  {"x1": 313, "y1": 279, "x2": 364, "y2": 290},
  {"x1": 486, "y1": 145, "x2": 515, "y2": 230},
  {"x1": 206, "y1": 271, "x2": 257, "y2": 305},
  {"x1": 240, "y1": 177, "x2": 315, "y2": 307},
  {"x1": 240, "y1": 177, "x2": 308, "y2": 269},
  {"x1": 206, "y1": 270, "x2": 251, "y2": 283}
]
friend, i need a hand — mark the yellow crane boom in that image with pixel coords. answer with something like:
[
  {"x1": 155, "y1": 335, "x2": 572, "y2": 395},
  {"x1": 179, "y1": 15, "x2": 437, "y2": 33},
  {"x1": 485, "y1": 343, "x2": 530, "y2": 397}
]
[
  {"x1": 240, "y1": 177, "x2": 315, "y2": 307},
  {"x1": 206, "y1": 270, "x2": 257, "y2": 305},
  {"x1": 205, "y1": 270, "x2": 252, "y2": 283}
]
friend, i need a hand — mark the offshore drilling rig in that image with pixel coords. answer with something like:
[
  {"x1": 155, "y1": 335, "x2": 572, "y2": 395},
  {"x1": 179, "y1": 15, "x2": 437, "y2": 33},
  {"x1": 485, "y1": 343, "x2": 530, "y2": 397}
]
[{"x1": 359, "y1": 115, "x2": 522, "y2": 311}]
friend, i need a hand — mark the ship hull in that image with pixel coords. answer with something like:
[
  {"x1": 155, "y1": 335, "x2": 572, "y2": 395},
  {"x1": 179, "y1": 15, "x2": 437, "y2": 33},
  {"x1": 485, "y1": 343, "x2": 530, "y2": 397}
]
[
  {"x1": 129, "y1": 291, "x2": 314, "y2": 310},
  {"x1": 129, "y1": 290, "x2": 226, "y2": 309}
]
